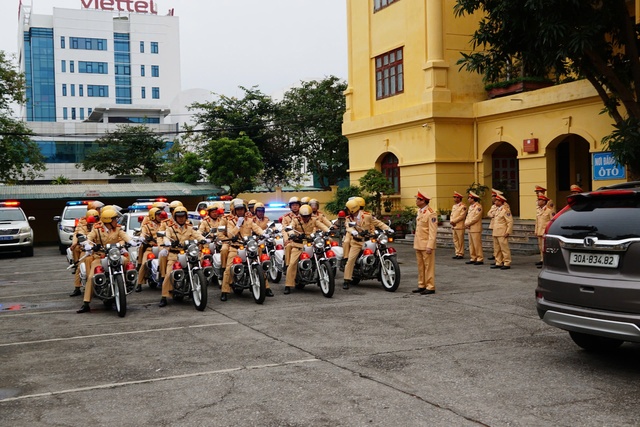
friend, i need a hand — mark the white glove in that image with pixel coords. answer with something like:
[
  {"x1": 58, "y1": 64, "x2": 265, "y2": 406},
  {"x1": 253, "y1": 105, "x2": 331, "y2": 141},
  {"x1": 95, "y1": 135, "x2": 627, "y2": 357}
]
[
  {"x1": 388, "y1": 229, "x2": 395, "y2": 235},
  {"x1": 129, "y1": 240, "x2": 140, "y2": 247},
  {"x1": 350, "y1": 230, "x2": 358, "y2": 236},
  {"x1": 205, "y1": 238, "x2": 212, "y2": 244},
  {"x1": 120, "y1": 248, "x2": 129, "y2": 256},
  {"x1": 159, "y1": 249, "x2": 168, "y2": 257},
  {"x1": 84, "y1": 243, "x2": 92, "y2": 251},
  {"x1": 236, "y1": 217, "x2": 244, "y2": 227}
]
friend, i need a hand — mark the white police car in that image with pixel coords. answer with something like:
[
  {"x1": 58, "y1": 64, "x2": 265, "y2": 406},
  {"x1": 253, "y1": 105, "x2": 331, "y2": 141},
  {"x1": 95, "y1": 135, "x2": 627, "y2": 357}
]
[
  {"x1": 0, "y1": 201, "x2": 35, "y2": 257},
  {"x1": 53, "y1": 201, "x2": 92, "y2": 254}
]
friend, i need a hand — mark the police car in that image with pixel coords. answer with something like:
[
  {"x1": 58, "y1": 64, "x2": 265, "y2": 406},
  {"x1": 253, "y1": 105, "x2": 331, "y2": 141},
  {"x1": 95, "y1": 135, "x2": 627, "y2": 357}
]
[
  {"x1": 0, "y1": 201, "x2": 35, "y2": 257},
  {"x1": 53, "y1": 201, "x2": 93, "y2": 254},
  {"x1": 195, "y1": 195, "x2": 233, "y2": 215}
]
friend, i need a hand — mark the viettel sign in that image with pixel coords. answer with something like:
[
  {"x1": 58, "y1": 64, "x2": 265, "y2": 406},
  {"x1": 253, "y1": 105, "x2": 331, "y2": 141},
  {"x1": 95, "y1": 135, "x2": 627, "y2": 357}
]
[{"x1": 81, "y1": 0, "x2": 158, "y2": 14}]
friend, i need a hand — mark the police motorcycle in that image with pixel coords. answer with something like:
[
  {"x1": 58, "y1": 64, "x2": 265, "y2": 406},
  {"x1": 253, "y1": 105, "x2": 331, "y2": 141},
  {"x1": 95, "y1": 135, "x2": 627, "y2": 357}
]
[
  {"x1": 77, "y1": 234, "x2": 138, "y2": 317},
  {"x1": 157, "y1": 231, "x2": 209, "y2": 311},
  {"x1": 228, "y1": 233, "x2": 270, "y2": 304},
  {"x1": 136, "y1": 235, "x2": 162, "y2": 289},
  {"x1": 345, "y1": 224, "x2": 401, "y2": 292},
  {"x1": 199, "y1": 227, "x2": 224, "y2": 288},
  {"x1": 264, "y1": 224, "x2": 286, "y2": 283},
  {"x1": 285, "y1": 227, "x2": 336, "y2": 298}
]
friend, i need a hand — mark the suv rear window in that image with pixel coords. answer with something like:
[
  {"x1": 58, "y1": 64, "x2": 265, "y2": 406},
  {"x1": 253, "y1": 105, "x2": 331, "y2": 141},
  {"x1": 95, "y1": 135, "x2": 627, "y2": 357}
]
[{"x1": 549, "y1": 192, "x2": 640, "y2": 240}]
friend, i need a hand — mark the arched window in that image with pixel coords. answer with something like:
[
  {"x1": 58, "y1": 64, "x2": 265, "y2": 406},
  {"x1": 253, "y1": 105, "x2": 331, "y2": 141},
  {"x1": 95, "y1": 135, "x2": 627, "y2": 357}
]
[{"x1": 381, "y1": 153, "x2": 400, "y2": 194}]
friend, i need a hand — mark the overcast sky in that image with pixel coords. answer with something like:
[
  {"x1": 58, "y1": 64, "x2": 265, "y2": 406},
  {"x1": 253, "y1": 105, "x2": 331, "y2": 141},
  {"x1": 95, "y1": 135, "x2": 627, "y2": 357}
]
[{"x1": 0, "y1": 0, "x2": 348, "y2": 99}]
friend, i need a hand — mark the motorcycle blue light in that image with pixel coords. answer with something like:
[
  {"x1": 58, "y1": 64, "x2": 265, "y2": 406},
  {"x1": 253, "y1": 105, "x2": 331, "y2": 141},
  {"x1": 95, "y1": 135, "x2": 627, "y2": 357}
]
[{"x1": 267, "y1": 203, "x2": 287, "y2": 208}]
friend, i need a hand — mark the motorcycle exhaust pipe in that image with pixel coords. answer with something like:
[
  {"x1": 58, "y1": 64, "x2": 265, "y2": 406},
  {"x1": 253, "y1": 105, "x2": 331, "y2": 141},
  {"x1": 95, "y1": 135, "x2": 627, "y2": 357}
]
[
  {"x1": 360, "y1": 255, "x2": 376, "y2": 267},
  {"x1": 298, "y1": 259, "x2": 312, "y2": 271}
]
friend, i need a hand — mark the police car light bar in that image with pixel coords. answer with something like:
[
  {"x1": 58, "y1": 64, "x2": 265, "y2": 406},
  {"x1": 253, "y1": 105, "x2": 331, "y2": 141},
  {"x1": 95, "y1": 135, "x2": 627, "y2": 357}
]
[
  {"x1": 267, "y1": 203, "x2": 287, "y2": 208},
  {"x1": 206, "y1": 196, "x2": 220, "y2": 201},
  {"x1": 135, "y1": 198, "x2": 167, "y2": 203},
  {"x1": 0, "y1": 201, "x2": 20, "y2": 207},
  {"x1": 128, "y1": 205, "x2": 152, "y2": 211},
  {"x1": 66, "y1": 200, "x2": 93, "y2": 206}
]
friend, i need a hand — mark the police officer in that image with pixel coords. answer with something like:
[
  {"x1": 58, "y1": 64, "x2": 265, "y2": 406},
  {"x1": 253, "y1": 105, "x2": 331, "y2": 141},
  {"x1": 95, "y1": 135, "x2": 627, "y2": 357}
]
[
  {"x1": 247, "y1": 199, "x2": 258, "y2": 217},
  {"x1": 534, "y1": 186, "x2": 555, "y2": 213},
  {"x1": 281, "y1": 197, "x2": 302, "y2": 267},
  {"x1": 284, "y1": 204, "x2": 330, "y2": 294},
  {"x1": 252, "y1": 202, "x2": 274, "y2": 297},
  {"x1": 309, "y1": 198, "x2": 333, "y2": 229},
  {"x1": 198, "y1": 202, "x2": 223, "y2": 236},
  {"x1": 340, "y1": 196, "x2": 366, "y2": 271},
  {"x1": 218, "y1": 199, "x2": 268, "y2": 301},
  {"x1": 300, "y1": 196, "x2": 311, "y2": 206},
  {"x1": 570, "y1": 184, "x2": 583, "y2": 195},
  {"x1": 535, "y1": 194, "x2": 553, "y2": 267},
  {"x1": 412, "y1": 191, "x2": 438, "y2": 295},
  {"x1": 158, "y1": 206, "x2": 207, "y2": 307},
  {"x1": 490, "y1": 194, "x2": 513, "y2": 269},
  {"x1": 136, "y1": 207, "x2": 163, "y2": 292},
  {"x1": 158, "y1": 200, "x2": 183, "y2": 282},
  {"x1": 69, "y1": 209, "x2": 100, "y2": 296},
  {"x1": 465, "y1": 191, "x2": 484, "y2": 265},
  {"x1": 486, "y1": 188, "x2": 503, "y2": 261},
  {"x1": 343, "y1": 198, "x2": 391, "y2": 290},
  {"x1": 449, "y1": 191, "x2": 467, "y2": 259},
  {"x1": 77, "y1": 207, "x2": 133, "y2": 313}
]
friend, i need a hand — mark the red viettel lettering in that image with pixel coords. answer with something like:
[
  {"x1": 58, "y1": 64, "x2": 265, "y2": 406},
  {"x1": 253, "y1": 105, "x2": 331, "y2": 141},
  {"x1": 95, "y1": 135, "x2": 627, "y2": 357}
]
[{"x1": 81, "y1": 0, "x2": 158, "y2": 15}]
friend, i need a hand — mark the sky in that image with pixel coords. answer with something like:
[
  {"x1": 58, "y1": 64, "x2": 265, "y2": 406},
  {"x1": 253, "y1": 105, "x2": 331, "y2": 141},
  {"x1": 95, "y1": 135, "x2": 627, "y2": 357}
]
[{"x1": 0, "y1": 0, "x2": 348, "y2": 99}]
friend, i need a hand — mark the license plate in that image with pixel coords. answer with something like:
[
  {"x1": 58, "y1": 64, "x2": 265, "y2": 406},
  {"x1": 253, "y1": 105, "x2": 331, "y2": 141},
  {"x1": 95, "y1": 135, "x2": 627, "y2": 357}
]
[
  {"x1": 570, "y1": 252, "x2": 619, "y2": 268},
  {"x1": 0, "y1": 236, "x2": 13, "y2": 241}
]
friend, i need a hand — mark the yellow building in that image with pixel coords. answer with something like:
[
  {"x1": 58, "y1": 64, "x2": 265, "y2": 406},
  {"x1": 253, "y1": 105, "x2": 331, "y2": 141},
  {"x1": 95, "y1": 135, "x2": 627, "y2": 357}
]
[{"x1": 343, "y1": 0, "x2": 628, "y2": 219}]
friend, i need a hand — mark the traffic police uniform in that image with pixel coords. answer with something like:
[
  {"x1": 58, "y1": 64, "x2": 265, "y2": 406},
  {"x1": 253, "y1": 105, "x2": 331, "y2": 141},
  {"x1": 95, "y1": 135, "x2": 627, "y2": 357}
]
[
  {"x1": 465, "y1": 192, "x2": 484, "y2": 264},
  {"x1": 535, "y1": 195, "x2": 554, "y2": 265},
  {"x1": 136, "y1": 217, "x2": 161, "y2": 289},
  {"x1": 449, "y1": 191, "x2": 467, "y2": 259},
  {"x1": 491, "y1": 195, "x2": 513, "y2": 269},
  {"x1": 534, "y1": 185, "x2": 555, "y2": 213},
  {"x1": 413, "y1": 191, "x2": 438, "y2": 293}
]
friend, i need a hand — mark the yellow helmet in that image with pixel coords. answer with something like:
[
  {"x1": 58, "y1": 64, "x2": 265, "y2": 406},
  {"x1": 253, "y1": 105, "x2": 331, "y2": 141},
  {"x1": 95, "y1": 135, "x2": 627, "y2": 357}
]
[
  {"x1": 299, "y1": 205, "x2": 312, "y2": 216},
  {"x1": 148, "y1": 207, "x2": 160, "y2": 221},
  {"x1": 288, "y1": 196, "x2": 301, "y2": 206},
  {"x1": 86, "y1": 209, "x2": 99, "y2": 219},
  {"x1": 346, "y1": 199, "x2": 360, "y2": 214},
  {"x1": 309, "y1": 198, "x2": 319, "y2": 208},
  {"x1": 254, "y1": 202, "x2": 265, "y2": 210},
  {"x1": 100, "y1": 207, "x2": 119, "y2": 224},
  {"x1": 169, "y1": 200, "x2": 183, "y2": 209},
  {"x1": 300, "y1": 196, "x2": 311, "y2": 205},
  {"x1": 231, "y1": 198, "x2": 246, "y2": 210},
  {"x1": 207, "y1": 202, "x2": 222, "y2": 211},
  {"x1": 152, "y1": 201, "x2": 167, "y2": 209},
  {"x1": 87, "y1": 201, "x2": 104, "y2": 211},
  {"x1": 355, "y1": 197, "x2": 366, "y2": 208},
  {"x1": 248, "y1": 199, "x2": 258, "y2": 207},
  {"x1": 173, "y1": 206, "x2": 188, "y2": 218}
]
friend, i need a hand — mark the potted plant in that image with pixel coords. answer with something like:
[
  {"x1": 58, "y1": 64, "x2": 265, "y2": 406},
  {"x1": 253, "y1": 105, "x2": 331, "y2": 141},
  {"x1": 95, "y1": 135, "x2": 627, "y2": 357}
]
[{"x1": 437, "y1": 208, "x2": 451, "y2": 223}]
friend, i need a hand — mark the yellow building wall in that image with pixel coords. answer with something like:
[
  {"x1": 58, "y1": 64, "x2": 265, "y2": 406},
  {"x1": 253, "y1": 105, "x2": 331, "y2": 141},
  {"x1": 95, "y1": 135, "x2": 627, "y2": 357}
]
[{"x1": 344, "y1": 0, "x2": 629, "y2": 220}]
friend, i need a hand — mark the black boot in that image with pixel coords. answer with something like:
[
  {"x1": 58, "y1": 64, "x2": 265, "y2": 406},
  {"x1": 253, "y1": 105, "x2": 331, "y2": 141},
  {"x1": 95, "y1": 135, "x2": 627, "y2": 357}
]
[
  {"x1": 343, "y1": 280, "x2": 351, "y2": 290},
  {"x1": 69, "y1": 288, "x2": 82, "y2": 297},
  {"x1": 76, "y1": 302, "x2": 90, "y2": 313},
  {"x1": 283, "y1": 287, "x2": 291, "y2": 295},
  {"x1": 266, "y1": 288, "x2": 274, "y2": 297},
  {"x1": 158, "y1": 297, "x2": 167, "y2": 307},
  {"x1": 339, "y1": 259, "x2": 346, "y2": 272},
  {"x1": 135, "y1": 284, "x2": 142, "y2": 292},
  {"x1": 220, "y1": 292, "x2": 228, "y2": 301}
]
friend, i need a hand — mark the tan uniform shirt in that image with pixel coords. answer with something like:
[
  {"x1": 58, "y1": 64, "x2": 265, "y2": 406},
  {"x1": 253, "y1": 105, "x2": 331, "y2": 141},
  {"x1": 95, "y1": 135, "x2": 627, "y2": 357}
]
[
  {"x1": 253, "y1": 215, "x2": 270, "y2": 230},
  {"x1": 198, "y1": 216, "x2": 222, "y2": 236},
  {"x1": 288, "y1": 216, "x2": 330, "y2": 248},
  {"x1": 72, "y1": 218, "x2": 90, "y2": 246},
  {"x1": 487, "y1": 204, "x2": 498, "y2": 229},
  {"x1": 345, "y1": 211, "x2": 390, "y2": 236},
  {"x1": 492, "y1": 205, "x2": 513, "y2": 237},
  {"x1": 87, "y1": 224, "x2": 131, "y2": 250},
  {"x1": 140, "y1": 221, "x2": 160, "y2": 246},
  {"x1": 465, "y1": 202, "x2": 484, "y2": 232},
  {"x1": 313, "y1": 211, "x2": 332, "y2": 228},
  {"x1": 219, "y1": 215, "x2": 265, "y2": 243},
  {"x1": 413, "y1": 206, "x2": 438, "y2": 251},
  {"x1": 158, "y1": 219, "x2": 205, "y2": 247},
  {"x1": 535, "y1": 205, "x2": 554, "y2": 236},
  {"x1": 450, "y1": 202, "x2": 467, "y2": 230}
]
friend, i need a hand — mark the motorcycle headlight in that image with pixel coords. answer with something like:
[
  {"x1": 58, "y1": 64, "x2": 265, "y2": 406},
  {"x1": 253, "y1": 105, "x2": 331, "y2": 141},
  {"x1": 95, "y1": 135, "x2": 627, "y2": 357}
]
[
  {"x1": 108, "y1": 248, "x2": 121, "y2": 262},
  {"x1": 379, "y1": 234, "x2": 388, "y2": 245},
  {"x1": 314, "y1": 237, "x2": 325, "y2": 249},
  {"x1": 247, "y1": 239, "x2": 259, "y2": 253},
  {"x1": 187, "y1": 244, "x2": 199, "y2": 258}
]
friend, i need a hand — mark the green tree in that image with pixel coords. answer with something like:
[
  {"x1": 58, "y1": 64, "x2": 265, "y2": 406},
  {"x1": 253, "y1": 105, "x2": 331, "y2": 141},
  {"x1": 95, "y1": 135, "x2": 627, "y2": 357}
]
[
  {"x1": 358, "y1": 169, "x2": 396, "y2": 217},
  {"x1": 277, "y1": 76, "x2": 349, "y2": 189},
  {"x1": 78, "y1": 125, "x2": 170, "y2": 182},
  {"x1": 202, "y1": 136, "x2": 263, "y2": 197},
  {"x1": 454, "y1": 0, "x2": 640, "y2": 177},
  {"x1": 0, "y1": 51, "x2": 45, "y2": 183},
  {"x1": 51, "y1": 175, "x2": 72, "y2": 185},
  {"x1": 190, "y1": 86, "x2": 291, "y2": 188},
  {"x1": 162, "y1": 138, "x2": 203, "y2": 184}
]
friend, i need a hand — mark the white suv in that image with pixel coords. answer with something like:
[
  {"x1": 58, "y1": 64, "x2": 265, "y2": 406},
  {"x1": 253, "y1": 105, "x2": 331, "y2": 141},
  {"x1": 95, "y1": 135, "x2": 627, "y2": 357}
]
[
  {"x1": 53, "y1": 201, "x2": 94, "y2": 254},
  {"x1": 0, "y1": 201, "x2": 35, "y2": 257}
]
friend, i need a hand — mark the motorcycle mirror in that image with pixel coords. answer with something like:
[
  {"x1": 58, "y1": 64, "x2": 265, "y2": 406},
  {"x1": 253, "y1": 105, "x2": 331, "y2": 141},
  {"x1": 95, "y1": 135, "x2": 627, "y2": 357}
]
[
  {"x1": 348, "y1": 221, "x2": 356, "y2": 227},
  {"x1": 157, "y1": 231, "x2": 166, "y2": 238},
  {"x1": 76, "y1": 233, "x2": 87, "y2": 243}
]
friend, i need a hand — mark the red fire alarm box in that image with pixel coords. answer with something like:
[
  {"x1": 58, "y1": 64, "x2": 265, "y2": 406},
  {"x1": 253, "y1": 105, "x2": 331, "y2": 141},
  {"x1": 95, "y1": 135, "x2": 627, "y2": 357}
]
[{"x1": 523, "y1": 138, "x2": 538, "y2": 153}]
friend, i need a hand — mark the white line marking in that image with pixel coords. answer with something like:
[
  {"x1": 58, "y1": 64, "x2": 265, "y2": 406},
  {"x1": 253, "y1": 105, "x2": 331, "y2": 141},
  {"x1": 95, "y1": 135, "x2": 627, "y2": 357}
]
[
  {"x1": 0, "y1": 322, "x2": 238, "y2": 347},
  {"x1": 0, "y1": 358, "x2": 319, "y2": 402},
  {"x1": 0, "y1": 292, "x2": 65, "y2": 299}
]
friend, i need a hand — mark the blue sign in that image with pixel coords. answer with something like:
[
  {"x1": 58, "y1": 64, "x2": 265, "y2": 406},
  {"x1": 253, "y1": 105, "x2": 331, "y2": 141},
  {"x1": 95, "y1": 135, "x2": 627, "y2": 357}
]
[{"x1": 593, "y1": 152, "x2": 626, "y2": 181}]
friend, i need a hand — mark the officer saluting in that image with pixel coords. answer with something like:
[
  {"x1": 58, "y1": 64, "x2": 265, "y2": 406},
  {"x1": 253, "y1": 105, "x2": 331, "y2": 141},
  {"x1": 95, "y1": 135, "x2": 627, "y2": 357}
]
[{"x1": 411, "y1": 190, "x2": 438, "y2": 295}]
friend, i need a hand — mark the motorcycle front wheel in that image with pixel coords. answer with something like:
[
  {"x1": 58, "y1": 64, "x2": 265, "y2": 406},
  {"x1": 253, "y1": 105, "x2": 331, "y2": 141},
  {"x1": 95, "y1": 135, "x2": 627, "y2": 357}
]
[
  {"x1": 191, "y1": 270, "x2": 208, "y2": 311},
  {"x1": 318, "y1": 260, "x2": 335, "y2": 298},
  {"x1": 380, "y1": 256, "x2": 401, "y2": 292},
  {"x1": 250, "y1": 265, "x2": 266, "y2": 304},
  {"x1": 114, "y1": 275, "x2": 127, "y2": 317},
  {"x1": 268, "y1": 260, "x2": 282, "y2": 283}
]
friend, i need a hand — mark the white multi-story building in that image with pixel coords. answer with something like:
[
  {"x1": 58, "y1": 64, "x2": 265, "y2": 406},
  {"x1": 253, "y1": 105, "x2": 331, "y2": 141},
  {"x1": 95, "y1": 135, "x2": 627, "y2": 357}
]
[{"x1": 18, "y1": 1, "x2": 181, "y2": 182}]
